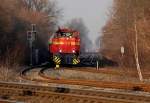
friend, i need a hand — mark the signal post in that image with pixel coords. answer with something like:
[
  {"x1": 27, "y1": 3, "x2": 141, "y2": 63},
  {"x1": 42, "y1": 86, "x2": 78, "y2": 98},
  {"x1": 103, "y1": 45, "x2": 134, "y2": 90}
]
[{"x1": 27, "y1": 24, "x2": 37, "y2": 66}]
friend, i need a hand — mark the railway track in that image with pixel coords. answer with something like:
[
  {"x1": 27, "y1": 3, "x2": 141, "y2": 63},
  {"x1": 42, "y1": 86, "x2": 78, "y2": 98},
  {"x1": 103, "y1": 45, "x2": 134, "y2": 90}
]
[{"x1": 0, "y1": 82, "x2": 150, "y2": 103}]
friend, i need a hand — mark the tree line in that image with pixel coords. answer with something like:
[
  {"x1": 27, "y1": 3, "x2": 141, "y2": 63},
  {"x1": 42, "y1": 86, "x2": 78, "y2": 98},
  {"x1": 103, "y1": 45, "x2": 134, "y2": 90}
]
[
  {"x1": 101, "y1": 0, "x2": 150, "y2": 68},
  {"x1": 0, "y1": 0, "x2": 60, "y2": 66}
]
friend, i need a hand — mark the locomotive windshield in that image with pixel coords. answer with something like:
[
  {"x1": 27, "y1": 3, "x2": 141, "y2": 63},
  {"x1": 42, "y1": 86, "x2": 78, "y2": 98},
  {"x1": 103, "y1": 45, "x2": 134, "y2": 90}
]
[
  {"x1": 62, "y1": 32, "x2": 72, "y2": 37},
  {"x1": 56, "y1": 31, "x2": 72, "y2": 37},
  {"x1": 54, "y1": 28, "x2": 79, "y2": 38}
]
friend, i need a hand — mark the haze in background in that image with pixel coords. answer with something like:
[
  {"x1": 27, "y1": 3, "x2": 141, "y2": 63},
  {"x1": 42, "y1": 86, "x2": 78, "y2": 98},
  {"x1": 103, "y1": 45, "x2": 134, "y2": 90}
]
[{"x1": 56, "y1": 0, "x2": 113, "y2": 50}]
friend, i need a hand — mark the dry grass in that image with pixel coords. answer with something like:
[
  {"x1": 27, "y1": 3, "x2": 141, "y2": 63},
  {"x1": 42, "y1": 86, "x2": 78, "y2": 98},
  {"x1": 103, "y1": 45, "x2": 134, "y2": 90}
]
[
  {"x1": 45, "y1": 68, "x2": 141, "y2": 83},
  {"x1": 0, "y1": 65, "x2": 19, "y2": 82}
]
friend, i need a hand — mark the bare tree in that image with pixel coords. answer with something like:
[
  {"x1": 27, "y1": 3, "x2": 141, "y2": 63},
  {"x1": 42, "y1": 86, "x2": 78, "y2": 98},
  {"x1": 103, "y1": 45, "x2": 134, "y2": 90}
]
[
  {"x1": 0, "y1": 66, "x2": 18, "y2": 82},
  {"x1": 101, "y1": 0, "x2": 150, "y2": 70},
  {"x1": 0, "y1": 0, "x2": 61, "y2": 65}
]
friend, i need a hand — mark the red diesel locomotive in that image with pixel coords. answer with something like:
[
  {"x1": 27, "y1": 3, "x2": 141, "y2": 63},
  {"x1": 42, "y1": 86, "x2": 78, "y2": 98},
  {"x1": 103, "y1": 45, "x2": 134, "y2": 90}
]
[{"x1": 49, "y1": 28, "x2": 80, "y2": 67}]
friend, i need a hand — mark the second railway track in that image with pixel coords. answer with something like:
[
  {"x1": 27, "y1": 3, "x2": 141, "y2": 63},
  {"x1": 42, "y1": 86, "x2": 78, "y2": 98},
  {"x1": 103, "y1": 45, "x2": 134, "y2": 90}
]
[{"x1": 1, "y1": 82, "x2": 150, "y2": 103}]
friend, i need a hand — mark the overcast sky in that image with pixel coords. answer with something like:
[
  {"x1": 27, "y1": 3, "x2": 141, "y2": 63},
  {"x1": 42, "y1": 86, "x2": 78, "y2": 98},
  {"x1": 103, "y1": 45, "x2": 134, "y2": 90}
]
[{"x1": 56, "y1": 0, "x2": 113, "y2": 45}]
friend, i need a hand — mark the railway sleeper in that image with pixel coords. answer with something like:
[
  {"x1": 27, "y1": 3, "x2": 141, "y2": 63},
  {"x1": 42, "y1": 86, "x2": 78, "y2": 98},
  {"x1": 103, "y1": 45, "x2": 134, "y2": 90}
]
[
  {"x1": 1, "y1": 95, "x2": 10, "y2": 100},
  {"x1": 132, "y1": 86, "x2": 143, "y2": 91},
  {"x1": 22, "y1": 90, "x2": 35, "y2": 96},
  {"x1": 54, "y1": 87, "x2": 70, "y2": 93},
  {"x1": 0, "y1": 89, "x2": 21, "y2": 96}
]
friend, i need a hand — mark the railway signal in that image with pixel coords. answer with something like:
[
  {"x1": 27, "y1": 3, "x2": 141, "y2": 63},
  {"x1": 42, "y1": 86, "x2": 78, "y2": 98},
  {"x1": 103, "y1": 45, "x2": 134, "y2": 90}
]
[
  {"x1": 27, "y1": 24, "x2": 37, "y2": 66},
  {"x1": 35, "y1": 49, "x2": 39, "y2": 65},
  {"x1": 27, "y1": 31, "x2": 32, "y2": 41}
]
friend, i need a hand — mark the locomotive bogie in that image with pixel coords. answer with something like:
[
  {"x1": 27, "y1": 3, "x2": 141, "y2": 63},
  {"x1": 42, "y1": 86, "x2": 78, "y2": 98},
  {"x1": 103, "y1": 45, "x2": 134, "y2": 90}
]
[{"x1": 53, "y1": 54, "x2": 79, "y2": 65}]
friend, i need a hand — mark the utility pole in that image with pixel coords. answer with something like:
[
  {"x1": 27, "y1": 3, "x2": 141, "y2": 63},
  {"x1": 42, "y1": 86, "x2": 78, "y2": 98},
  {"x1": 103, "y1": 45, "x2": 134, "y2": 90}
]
[{"x1": 27, "y1": 24, "x2": 37, "y2": 66}]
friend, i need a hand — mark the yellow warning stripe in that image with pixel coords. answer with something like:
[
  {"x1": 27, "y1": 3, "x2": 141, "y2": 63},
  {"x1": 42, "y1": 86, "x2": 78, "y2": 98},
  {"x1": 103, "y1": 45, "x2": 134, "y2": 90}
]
[
  {"x1": 56, "y1": 58, "x2": 60, "y2": 61},
  {"x1": 52, "y1": 42, "x2": 64, "y2": 45},
  {"x1": 53, "y1": 58, "x2": 59, "y2": 61},
  {"x1": 55, "y1": 58, "x2": 60, "y2": 62},
  {"x1": 71, "y1": 42, "x2": 80, "y2": 45},
  {"x1": 55, "y1": 59, "x2": 60, "y2": 62},
  {"x1": 58, "y1": 59, "x2": 61, "y2": 63},
  {"x1": 52, "y1": 42, "x2": 80, "y2": 45},
  {"x1": 53, "y1": 56, "x2": 61, "y2": 64},
  {"x1": 73, "y1": 59, "x2": 79, "y2": 64},
  {"x1": 55, "y1": 61, "x2": 60, "y2": 64}
]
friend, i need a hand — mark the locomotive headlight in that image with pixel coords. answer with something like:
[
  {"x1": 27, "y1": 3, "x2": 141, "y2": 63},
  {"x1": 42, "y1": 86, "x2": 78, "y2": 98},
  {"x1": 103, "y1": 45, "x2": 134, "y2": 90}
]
[
  {"x1": 59, "y1": 49, "x2": 62, "y2": 53},
  {"x1": 72, "y1": 50, "x2": 75, "y2": 53}
]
